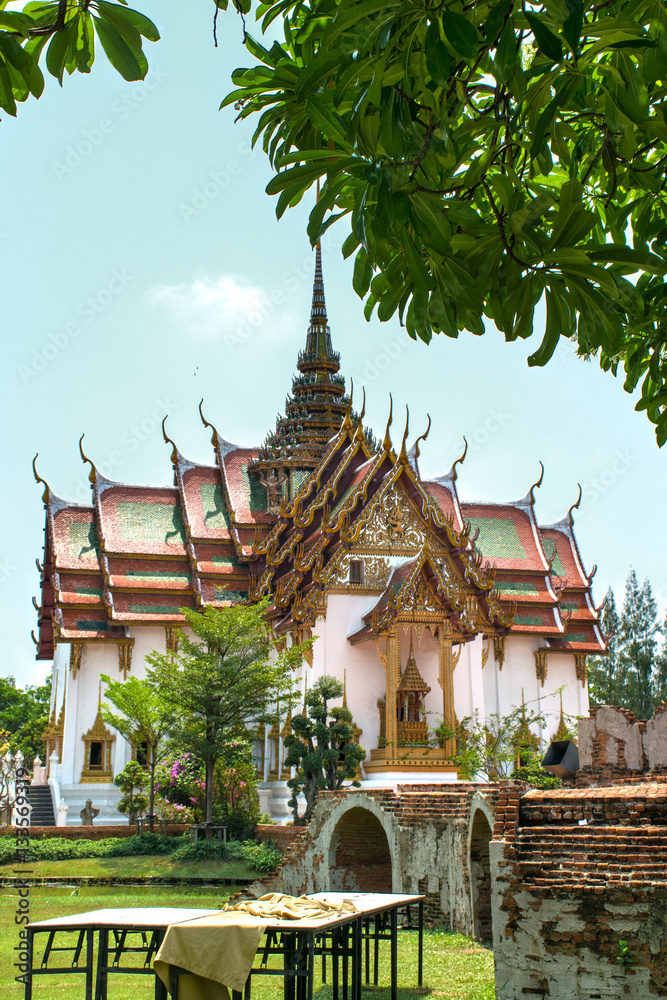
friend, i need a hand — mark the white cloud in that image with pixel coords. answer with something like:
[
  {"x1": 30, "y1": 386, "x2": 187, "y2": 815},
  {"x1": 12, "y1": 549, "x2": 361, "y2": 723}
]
[{"x1": 148, "y1": 274, "x2": 273, "y2": 339}]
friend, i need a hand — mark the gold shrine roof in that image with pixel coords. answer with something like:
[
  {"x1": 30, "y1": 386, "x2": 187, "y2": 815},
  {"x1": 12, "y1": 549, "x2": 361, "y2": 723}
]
[{"x1": 33, "y1": 255, "x2": 606, "y2": 660}]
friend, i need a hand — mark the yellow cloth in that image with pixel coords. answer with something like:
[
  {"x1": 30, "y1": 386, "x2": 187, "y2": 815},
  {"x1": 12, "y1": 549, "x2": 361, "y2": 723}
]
[
  {"x1": 223, "y1": 892, "x2": 359, "y2": 921},
  {"x1": 154, "y1": 894, "x2": 358, "y2": 1000},
  {"x1": 154, "y1": 912, "x2": 267, "y2": 1000}
]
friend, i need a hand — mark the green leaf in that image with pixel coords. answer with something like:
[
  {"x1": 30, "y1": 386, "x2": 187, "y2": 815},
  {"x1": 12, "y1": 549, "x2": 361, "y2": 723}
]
[
  {"x1": 93, "y1": 16, "x2": 145, "y2": 81},
  {"x1": 442, "y1": 12, "x2": 479, "y2": 59},
  {"x1": 401, "y1": 232, "x2": 435, "y2": 291},
  {"x1": 425, "y1": 21, "x2": 450, "y2": 87},
  {"x1": 97, "y1": 2, "x2": 159, "y2": 42},
  {"x1": 353, "y1": 247, "x2": 374, "y2": 297},
  {"x1": 492, "y1": 22, "x2": 517, "y2": 85},
  {"x1": 586, "y1": 245, "x2": 666, "y2": 274},
  {"x1": 305, "y1": 94, "x2": 349, "y2": 147},
  {"x1": 341, "y1": 232, "x2": 360, "y2": 259},
  {"x1": 45, "y1": 26, "x2": 71, "y2": 84},
  {"x1": 524, "y1": 12, "x2": 563, "y2": 64},
  {"x1": 562, "y1": 3, "x2": 583, "y2": 54},
  {"x1": 266, "y1": 160, "x2": 328, "y2": 196},
  {"x1": 527, "y1": 286, "x2": 565, "y2": 366}
]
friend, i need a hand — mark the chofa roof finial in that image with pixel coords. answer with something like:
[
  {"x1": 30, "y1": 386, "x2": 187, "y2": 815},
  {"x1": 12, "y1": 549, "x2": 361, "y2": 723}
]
[
  {"x1": 161, "y1": 416, "x2": 179, "y2": 465},
  {"x1": 567, "y1": 483, "x2": 582, "y2": 526},
  {"x1": 199, "y1": 399, "x2": 219, "y2": 448},
  {"x1": 452, "y1": 437, "x2": 468, "y2": 483},
  {"x1": 78, "y1": 434, "x2": 97, "y2": 485},
  {"x1": 32, "y1": 454, "x2": 51, "y2": 503},
  {"x1": 382, "y1": 394, "x2": 393, "y2": 452},
  {"x1": 399, "y1": 406, "x2": 410, "y2": 464},
  {"x1": 528, "y1": 461, "x2": 545, "y2": 505}
]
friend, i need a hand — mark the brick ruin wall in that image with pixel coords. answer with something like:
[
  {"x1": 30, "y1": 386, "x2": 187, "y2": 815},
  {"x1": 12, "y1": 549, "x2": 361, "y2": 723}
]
[
  {"x1": 492, "y1": 706, "x2": 667, "y2": 999},
  {"x1": 577, "y1": 705, "x2": 667, "y2": 786},
  {"x1": 274, "y1": 784, "x2": 500, "y2": 933}
]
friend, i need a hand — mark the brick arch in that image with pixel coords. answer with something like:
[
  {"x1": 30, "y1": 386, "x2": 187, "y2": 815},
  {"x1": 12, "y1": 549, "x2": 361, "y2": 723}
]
[
  {"x1": 469, "y1": 805, "x2": 493, "y2": 942},
  {"x1": 328, "y1": 805, "x2": 394, "y2": 892}
]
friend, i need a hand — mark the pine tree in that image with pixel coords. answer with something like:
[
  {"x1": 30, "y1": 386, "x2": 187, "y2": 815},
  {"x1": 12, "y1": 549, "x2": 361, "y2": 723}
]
[
  {"x1": 146, "y1": 601, "x2": 306, "y2": 826},
  {"x1": 619, "y1": 571, "x2": 660, "y2": 718},
  {"x1": 588, "y1": 588, "x2": 622, "y2": 707},
  {"x1": 652, "y1": 611, "x2": 667, "y2": 709}
]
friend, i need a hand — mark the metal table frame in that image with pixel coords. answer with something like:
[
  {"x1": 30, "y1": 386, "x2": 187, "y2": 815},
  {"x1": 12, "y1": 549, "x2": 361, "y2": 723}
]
[
  {"x1": 23, "y1": 907, "x2": 219, "y2": 1000},
  {"x1": 24, "y1": 893, "x2": 424, "y2": 1000}
]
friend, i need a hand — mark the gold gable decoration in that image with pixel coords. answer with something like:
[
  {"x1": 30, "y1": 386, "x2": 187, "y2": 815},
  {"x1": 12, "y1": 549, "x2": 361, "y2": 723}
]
[{"x1": 81, "y1": 706, "x2": 115, "y2": 783}]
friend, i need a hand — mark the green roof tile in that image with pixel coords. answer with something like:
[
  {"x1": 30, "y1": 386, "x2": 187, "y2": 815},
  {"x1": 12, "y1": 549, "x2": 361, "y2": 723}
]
[
  {"x1": 76, "y1": 587, "x2": 103, "y2": 597},
  {"x1": 468, "y1": 517, "x2": 526, "y2": 560},
  {"x1": 200, "y1": 483, "x2": 231, "y2": 531},
  {"x1": 514, "y1": 615, "x2": 544, "y2": 627},
  {"x1": 127, "y1": 570, "x2": 191, "y2": 582},
  {"x1": 76, "y1": 619, "x2": 108, "y2": 631},
  {"x1": 69, "y1": 522, "x2": 100, "y2": 560},
  {"x1": 542, "y1": 538, "x2": 566, "y2": 577},
  {"x1": 129, "y1": 604, "x2": 182, "y2": 615},
  {"x1": 213, "y1": 588, "x2": 247, "y2": 603},
  {"x1": 239, "y1": 465, "x2": 267, "y2": 513},
  {"x1": 499, "y1": 581, "x2": 538, "y2": 596},
  {"x1": 117, "y1": 502, "x2": 185, "y2": 546}
]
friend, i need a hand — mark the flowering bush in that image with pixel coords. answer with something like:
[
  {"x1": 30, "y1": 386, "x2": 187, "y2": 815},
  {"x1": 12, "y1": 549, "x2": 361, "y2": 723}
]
[
  {"x1": 154, "y1": 752, "x2": 205, "y2": 823},
  {"x1": 214, "y1": 741, "x2": 262, "y2": 840}
]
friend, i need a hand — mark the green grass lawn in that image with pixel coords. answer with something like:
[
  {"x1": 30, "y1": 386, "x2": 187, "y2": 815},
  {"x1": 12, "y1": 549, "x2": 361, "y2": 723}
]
[
  {"x1": 0, "y1": 888, "x2": 495, "y2": 1000},
  {"x1": 1, "y1": 855, "x2": 257, "y2": 881}
]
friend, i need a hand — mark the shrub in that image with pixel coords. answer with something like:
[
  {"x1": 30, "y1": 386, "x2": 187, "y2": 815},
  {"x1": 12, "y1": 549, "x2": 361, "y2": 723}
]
[{"x1": 240, "y1": 840, "x2": 283, "y2": 873}]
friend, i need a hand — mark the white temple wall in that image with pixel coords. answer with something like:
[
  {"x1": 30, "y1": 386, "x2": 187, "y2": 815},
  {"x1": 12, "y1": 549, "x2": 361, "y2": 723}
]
[{"x1": 312, "y1": 593, "x2": 389, "y2": 756}]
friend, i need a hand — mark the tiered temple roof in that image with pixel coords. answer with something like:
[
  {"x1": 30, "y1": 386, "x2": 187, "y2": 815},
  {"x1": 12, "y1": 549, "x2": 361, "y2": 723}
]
[{"x1": 33, "y1": 252, "x2": 606, "y2": 659}]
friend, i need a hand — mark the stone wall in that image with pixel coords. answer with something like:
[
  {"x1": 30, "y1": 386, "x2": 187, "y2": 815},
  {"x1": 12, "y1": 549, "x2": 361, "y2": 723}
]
[
  {"x1": 275, "y1": 783, "x2": 500, "y2": 932},
  {"x1": 578, "y1": 705, "x2": 667, "y2": 785},
  {"x1": 491, "y1": 711, "x2": 667, "y2": 998}
]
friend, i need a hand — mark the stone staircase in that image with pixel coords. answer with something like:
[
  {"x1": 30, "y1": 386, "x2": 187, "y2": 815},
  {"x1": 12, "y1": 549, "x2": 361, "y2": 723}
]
[{"x1": 26, "y1": 785, "x2": 55, "y2": 826}]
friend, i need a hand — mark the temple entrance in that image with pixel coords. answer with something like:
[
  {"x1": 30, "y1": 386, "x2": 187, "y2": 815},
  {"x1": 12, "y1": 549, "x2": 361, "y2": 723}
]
[
  {"x1": 470, "y1": 809, "x2": 493, "y2": 941},
  {"x1": 329, "y1": 807, "x2": 393, "y2": 892}
]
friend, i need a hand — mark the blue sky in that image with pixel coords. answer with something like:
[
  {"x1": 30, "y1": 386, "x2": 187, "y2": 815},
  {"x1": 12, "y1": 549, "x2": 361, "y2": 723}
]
[{"x1": 1, "y1": 1, "x2": 665, "y2": 689}]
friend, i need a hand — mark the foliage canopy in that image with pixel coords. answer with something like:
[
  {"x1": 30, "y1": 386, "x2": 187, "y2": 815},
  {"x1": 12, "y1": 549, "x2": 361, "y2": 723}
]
[
  {"x1": 146, "y1": 600, "x2": 305, "y2": 824},
  {"x1": 0, "y1": 1, "x2": 158, "y2": 119},
  {"x1": 223, "y1": 0, "x2": 667, "y2": 444}
]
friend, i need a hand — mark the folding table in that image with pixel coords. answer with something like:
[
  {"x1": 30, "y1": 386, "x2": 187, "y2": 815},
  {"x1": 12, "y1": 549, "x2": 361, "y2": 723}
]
[{"x1": 23, "y1": 906, "x2": 219, "y2": 1000}]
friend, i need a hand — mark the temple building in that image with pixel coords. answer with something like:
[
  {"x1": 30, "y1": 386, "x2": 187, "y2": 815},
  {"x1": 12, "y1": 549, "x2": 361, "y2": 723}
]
[{"x1": 33, "y1": 249, "x2": 606, "y2": 823}]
